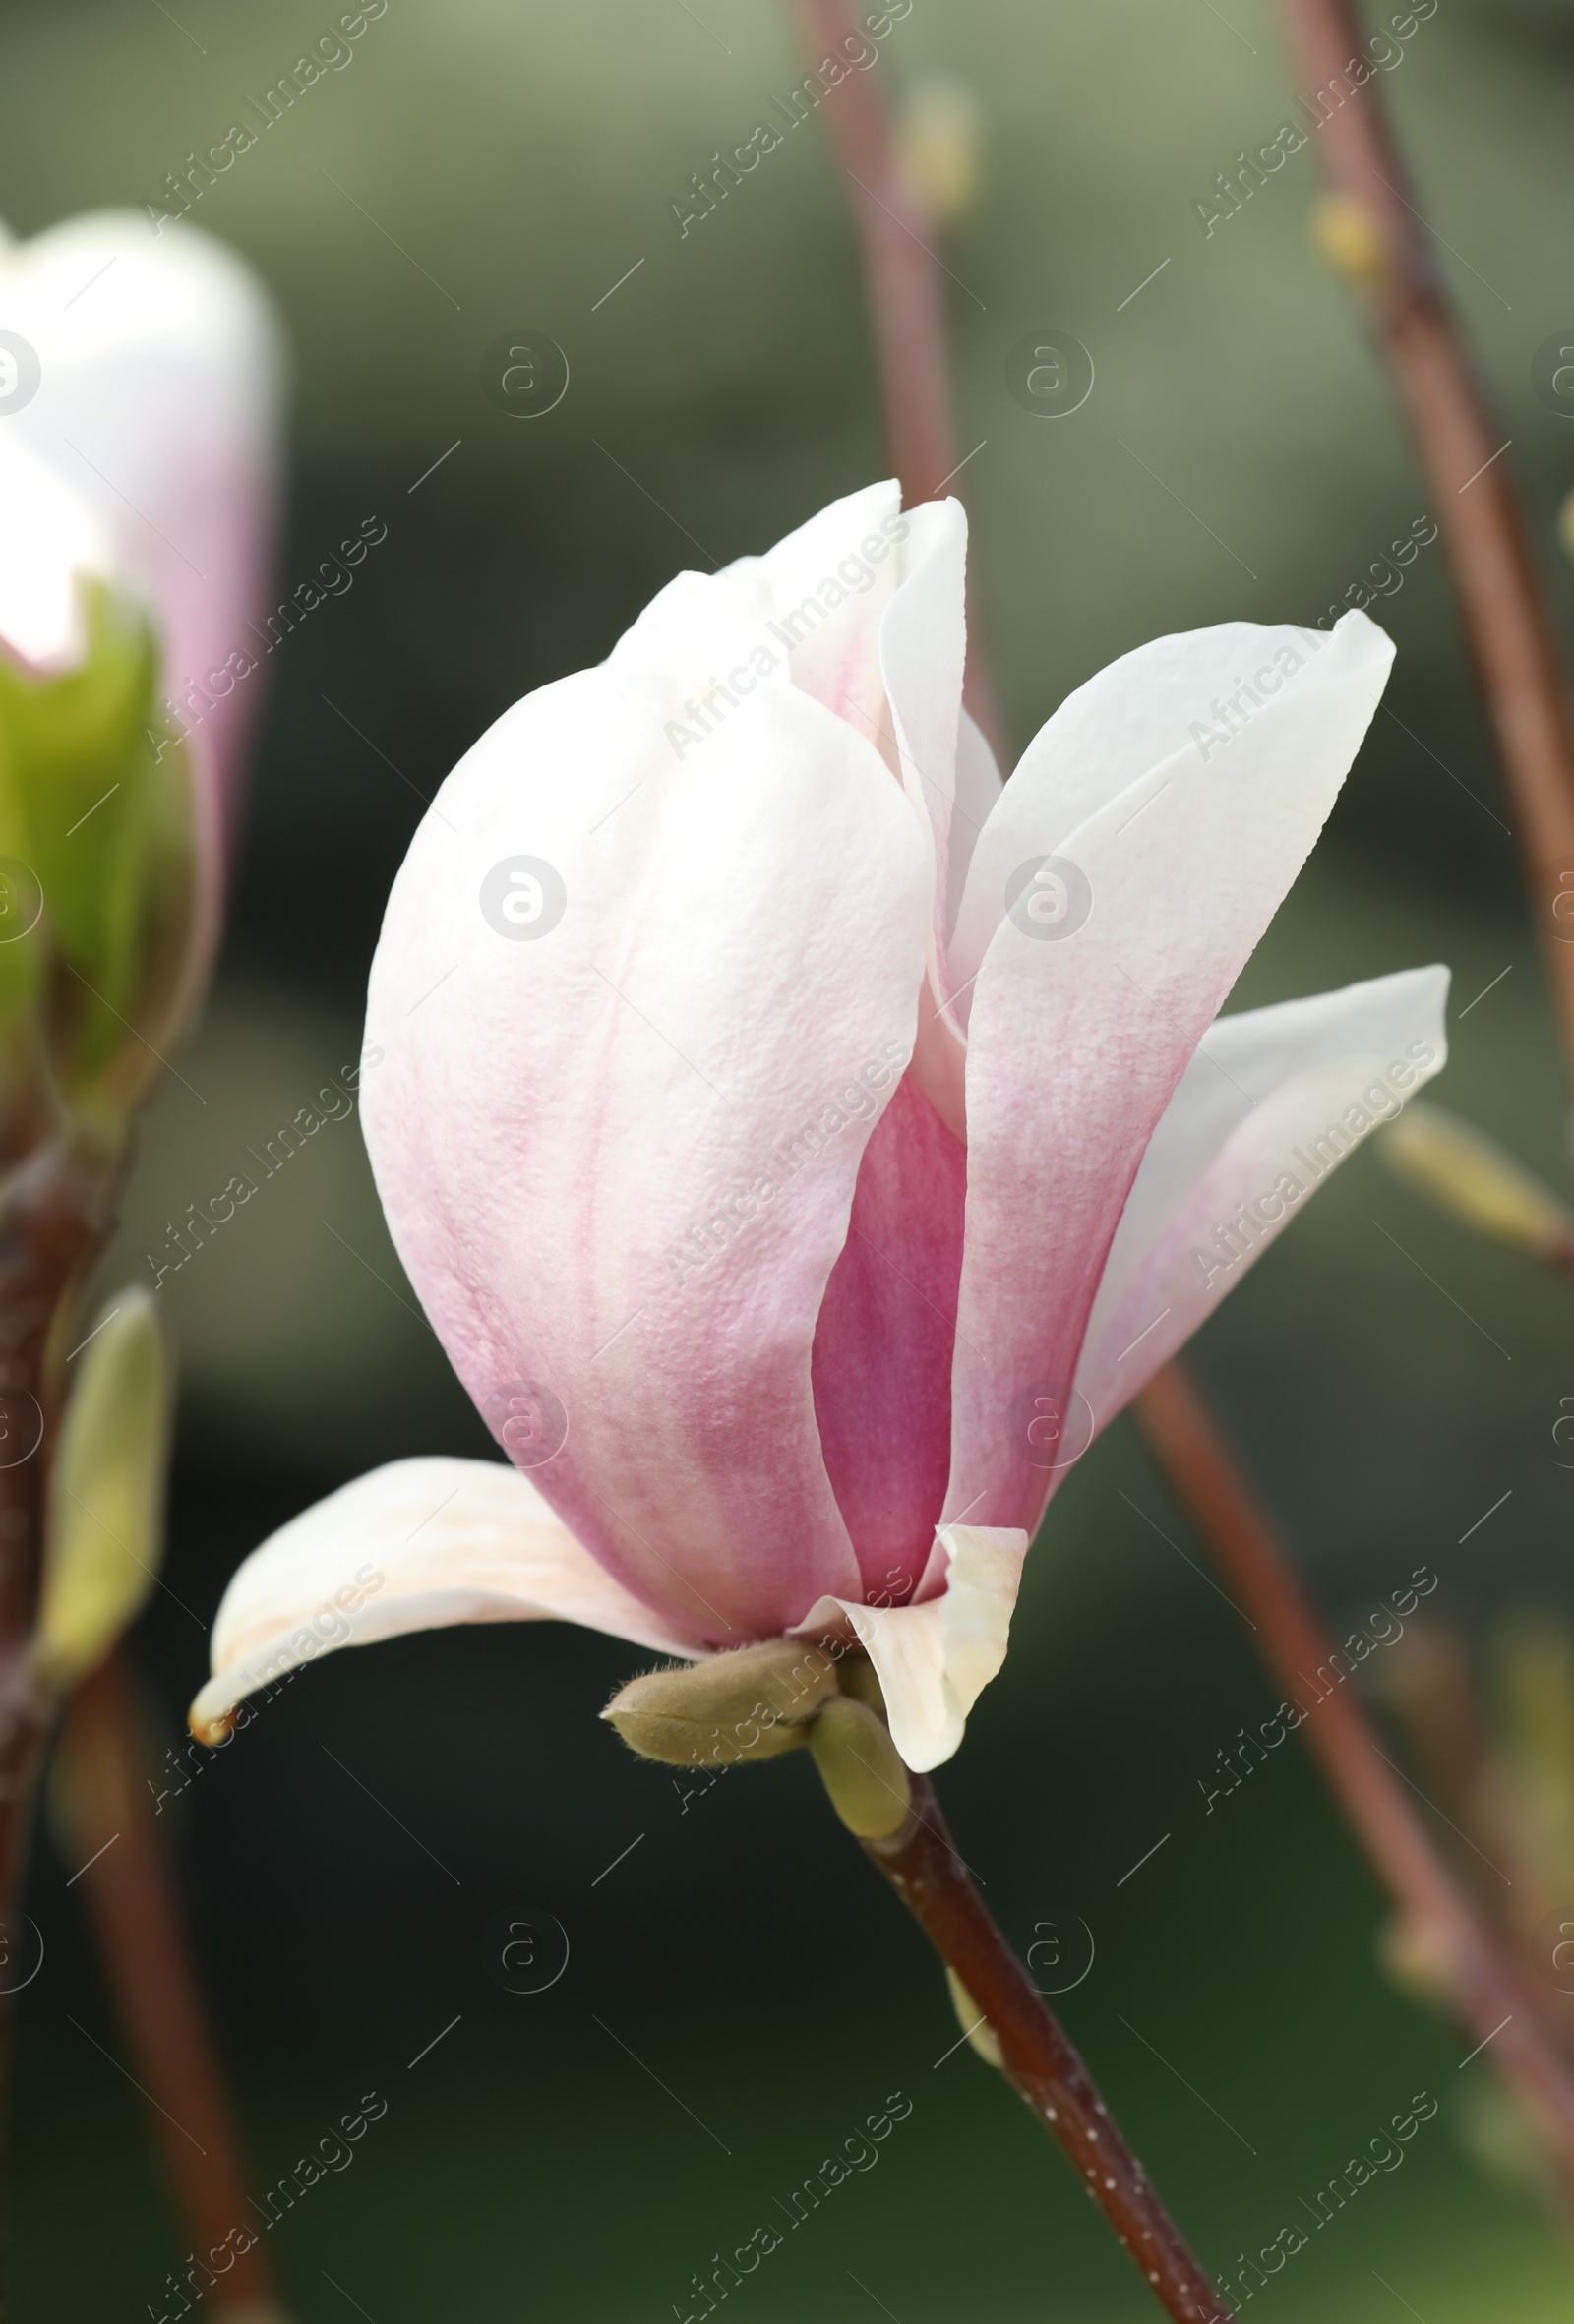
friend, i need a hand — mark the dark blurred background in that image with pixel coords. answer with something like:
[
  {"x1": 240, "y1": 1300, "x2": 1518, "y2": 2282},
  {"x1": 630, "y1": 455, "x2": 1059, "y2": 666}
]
[{"x1": 6, "y1": 0, "x2": 1574, "y2": 2315}]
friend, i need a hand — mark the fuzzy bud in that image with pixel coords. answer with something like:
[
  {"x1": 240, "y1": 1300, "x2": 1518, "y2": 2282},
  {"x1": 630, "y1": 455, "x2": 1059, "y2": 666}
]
[
  {"x1": 602, "y1": 1636, "x2": 841, "y2": 1766},
  {"x1": 808, "y1": 1696, "x2": 911, "y2": 1838}
]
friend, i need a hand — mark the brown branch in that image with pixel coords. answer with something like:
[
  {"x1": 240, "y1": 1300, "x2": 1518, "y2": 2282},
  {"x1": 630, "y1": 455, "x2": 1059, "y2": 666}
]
[
  {"x1": 787, "y1": 0, "x2": 1006, "y2": 756},
  {"x1": 0, "y1": 1141, "x2": 111, "y2": 2317},
  {"x1": 862, "y1": 1773, "x2": 1233, "y2": 2324},
  {"x1": 54, "y1": 1649, "x2": 282, "y2": 2317},
  {"x1": 1278, "y1": 0, "x2": 1574, "y2": 1075},
  {"x1": 1136, "y1": 1360, "x2": 1574, "y2": 2191}
]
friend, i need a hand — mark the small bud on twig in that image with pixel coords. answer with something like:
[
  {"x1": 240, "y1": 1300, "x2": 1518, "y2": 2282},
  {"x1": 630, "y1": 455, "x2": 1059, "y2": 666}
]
[
  {"x1": 602, "y1": 1636, "x2": 840, "y2": 1765},
  {"x1": 895, "y1": 73, "x2": 983, "y2": 232},
  {"x1": 30, "y1": 1287, "x2": 171, "y2": 1694},
  {"x1": 1381, "y1": 1101, "x2": 1574, "y2": 1270},
  {"x1": 1311, "y1": 191, "x2": 1392, "y2": 289},
  {"x1": 808, "y1": 1696, "x2": 911, "y2": 1838},
  {"x1": 945, "y1": 1964, "x2": 1004, "y2": 2069}
]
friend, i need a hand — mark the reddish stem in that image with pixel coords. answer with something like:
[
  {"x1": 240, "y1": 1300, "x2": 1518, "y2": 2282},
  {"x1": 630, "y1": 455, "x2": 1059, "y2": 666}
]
[
  {"x1": 1137, "y1": 1360, "x2": 1574, "y2": 2192},
  {"x1": 0, "y1": 1142, "x2": 108, "y2": 2318},
  {"x1": 56, "y1": 1649, "x2": 281, "y2": 2315},
  {"x1": 1278, "y1": 0, "x2": 1574, "y2": 1073},
  {"x1": 787, "y1": 0, "x2": 1006, "y2": 755},
  {"x1": 864, "y1": 1774, "x2": 1233, "y2": 2323}
]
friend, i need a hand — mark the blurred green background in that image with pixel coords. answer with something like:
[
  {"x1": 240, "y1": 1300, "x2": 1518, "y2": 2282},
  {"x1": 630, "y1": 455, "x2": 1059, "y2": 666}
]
[{"x1": 6, "y1": 0, "x2": 1574, "y2": 2315}]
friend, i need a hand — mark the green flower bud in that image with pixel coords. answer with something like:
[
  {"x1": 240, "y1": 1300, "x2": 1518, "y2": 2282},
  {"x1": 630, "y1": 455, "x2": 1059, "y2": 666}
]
[
  {"x1": 602, "y1": 1636, "x2": 842, "y2": 1765},
  {"x1": 31, "y1": 1287, "x2": 172, "y2": 1692},
  {"x1": 0, "y1": 580, "x2": 198, "y2": 1144},
  {"x1": 808, "y1": 1696, "x2": 912, "y2": 1838}
]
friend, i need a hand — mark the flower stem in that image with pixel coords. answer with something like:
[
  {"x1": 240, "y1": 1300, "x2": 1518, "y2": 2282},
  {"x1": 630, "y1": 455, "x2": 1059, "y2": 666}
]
[
  {"x1": 0, "y1": 1142, "x2": 111, "y2": 2314},
  {"x1": 57, "y1": 1648, "x2": 284, "y2": 2317},
  {"x1": 1277, "y1": 0, "x2": 1574, "y2": 1074},
  {"x1": 859, "y1": 1770, "x2": 1232, "y2": 2322},
  {"x1": 786, "y1": 0, "x2": 1007, "y2": 757},
  {"x1": 1137, "y1": 1358, "x2": 1574, "y2": 2195}
]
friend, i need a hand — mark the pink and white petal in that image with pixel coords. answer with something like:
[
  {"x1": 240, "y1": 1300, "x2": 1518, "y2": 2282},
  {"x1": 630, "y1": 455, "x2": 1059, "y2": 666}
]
[
  {"x1": 1, "y1": 212, "x2": 284, "y2": 845},
  {"x1": 363, "y1": 665, "x2": 930, "y2": 1648},
  {"x1": 949, "y1": 619, "x2": 1363, "y2": 1018},
  {"x1": 944, "y1": 706, "x2": 1005, "y2": 941},
  {"x1": 191, "y1": 1457, "x2": 702, "y2": 1741},
  {"x1": 943, "y1": 611, "x2": 1395, "y2": 1536},
  {"x1": 811, "y1": 1071, "x2": 967, "y2": 1601},
  {"x1": 0, "y1": 431, "x2": 117, "y2": 672},
  {"x1": 1075, "y1": 966, "x2": 1450, "y2": 1422},
  {"x1": 878, "y1": 498, "x2": 971, "y2": 1135},
  {"x1": 757, "y1": 479, "x2": 903, "y2": 737},
  {"x1": 797, "y1": 1524, "x2": 1028, "y2": 1772}
]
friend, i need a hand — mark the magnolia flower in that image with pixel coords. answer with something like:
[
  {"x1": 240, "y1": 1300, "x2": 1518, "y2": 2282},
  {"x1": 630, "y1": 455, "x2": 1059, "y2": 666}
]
[
  {"x1": 193, "y1": 483, "x2": 1447, "y2": 1769},
  {"x1": 0, "y1": 210, "x2": 282, "y2": 1113},
  {"x1": 0, "y1": 209, "x2": 283, "y2": 870}
]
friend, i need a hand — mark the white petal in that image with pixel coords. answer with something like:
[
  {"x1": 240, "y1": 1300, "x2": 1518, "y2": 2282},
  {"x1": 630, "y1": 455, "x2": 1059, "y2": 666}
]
[
  {"x1": 0, "y1": 430, "x2": 117, "y2": 669},
  {"x1": 797, "y1": 1524, "x2": 1027, "y2": 1771},
  {"x1": 1074, "y1": 967, "x2": 1450, "y2": 1422},
  {"x1": 191, "y1": 1457, "x2": 702, "y2": 1739},
  {"x1": 949, "y1": 616, "x2": 1379, "y2": 1014},
  {"x1": 879, "y1": 498, "x2": 971, "y2": 1135},
  {"x1": 1, "y1": 210, "x2": 284, "y2": 818},
  {"x1": 362, "y1": 657, "x2": 930, "y2": 1645},
  {"x1": 942, "y1": 613, "x2": 1395, "y2": 1539}
]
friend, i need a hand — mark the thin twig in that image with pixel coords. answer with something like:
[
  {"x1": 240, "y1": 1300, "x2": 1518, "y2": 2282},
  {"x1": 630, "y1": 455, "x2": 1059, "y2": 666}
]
[
  {"x1": 1278, "y1": 0, "x2": 1574, "y2": 1076},
  {"x1": 862, "y1": 1773, "x2": 1233, "y2": 2324},
  {"x1": 786, "y1": 0, "x2": 1006, "y2": 757},
  {"x1": 56, "y1": 1650, "x2": 281, "y2": 2313},
  {"x1": 1136, "y1": 1361, "x2": 1574, "y2": 2197}
]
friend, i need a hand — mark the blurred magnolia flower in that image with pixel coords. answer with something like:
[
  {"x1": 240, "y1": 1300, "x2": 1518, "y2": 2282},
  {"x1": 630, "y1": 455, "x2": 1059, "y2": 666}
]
[
  {"x1": 193, "y1": 483, "x2": 1448, "y2": 1769},
  {"x1": 0, "y1": 210, "x2": 282, "y2": 1128}
]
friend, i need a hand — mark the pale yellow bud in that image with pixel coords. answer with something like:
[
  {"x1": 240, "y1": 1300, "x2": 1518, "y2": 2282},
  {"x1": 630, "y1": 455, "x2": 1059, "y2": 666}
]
[
  {"x1": 1311, "y1": 191, "x2": 1391, "y2": 287},
  {"x1": 945, "y1": 1964, "x2": 1003, "y2": 2069},
  {"x1": 808, "y1": 1695, "x2": 911, "y2": 1838},
  {"x1": 896, "y1": 73, "x2": 983, "y2": 231},
  {"x1": 1376, "y1": 1908, "x2": 1453, "y2": 2008},
  {"x1": 31, "y1": 1288, "x2": 171, "y2": 1693},
  {"x1": 1381, "y1": 1102, "x2": 1574, "y2": 1267},
  {"x1": 602, "y1": 1636, "x2": 840, "y2": 1765}
]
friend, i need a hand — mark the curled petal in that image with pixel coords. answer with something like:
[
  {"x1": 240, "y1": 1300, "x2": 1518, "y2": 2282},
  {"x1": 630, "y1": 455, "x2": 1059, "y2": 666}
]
[
  {"x1": 944, "y1": 612, "x2": 1394, "y2": 1537},
  {"x1": 1075, "y1": 965, "x2": 1450, "y2": 1420},
  {"x1": 797, "y1": 1523, "x2": 1028, "y2": 1771},
  {"x1": 190, "y1": 1457, "x2": 701, "y2": 1741}
]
